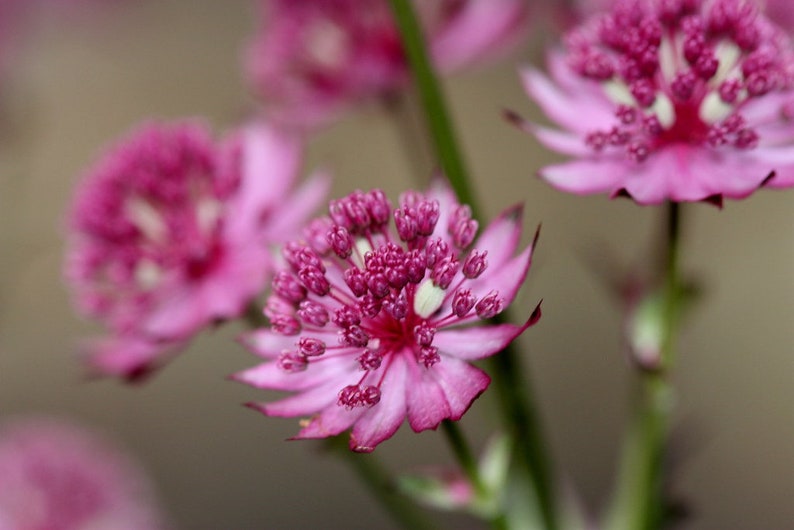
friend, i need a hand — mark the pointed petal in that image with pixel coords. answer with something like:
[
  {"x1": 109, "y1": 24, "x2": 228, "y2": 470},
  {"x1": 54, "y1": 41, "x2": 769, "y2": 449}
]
[
  {"x1": 471, "y1": 204, "x2": 523, "y2": 271},
  {"x1": 434, "y1": 311, "x2": 538, "y2": 361},
  {"x1": 349, "y1": 355, "x2": 409, "y2": 452},
  {"x1": 405, "y1": 358, "x2": 451, "y2": 432},
  {"x1": 256, "y1": 377, "x2": 344, "y2": 417},
  {"x1": 293, "y1": 404, "x2": 363, "y2": 440},
  {"x1": 230, "y1": 357, "x2": 353, "y2": 391},
  {"x1": 432, "y1": 358, "x2": 491, "y2": 422},
  {"x1": 238, "y1": 329, "x2": 295, "y2": 359},
  {"x1": 539, "y1": 157, "x2": 631, "y2": 196},
  {"x1": 260, "y1": 169, "x2": 331, "y2": 243}
]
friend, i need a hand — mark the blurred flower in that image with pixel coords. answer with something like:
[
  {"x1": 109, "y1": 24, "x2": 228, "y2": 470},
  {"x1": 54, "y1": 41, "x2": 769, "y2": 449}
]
[
  {"x1": 65, "y1": 120, "x2": 329, "y2": 380},
  {"x1": 761, "y1": 0, "x2": 794, "y2": 32},
  {"x1": 0, "y1": 418, "x2": 166, "y2": 530},
  {"x1": 244, "y1": 0, "x2": 530, "y2": 128},
  {"x1": 235, "y1": 182, "x2": 540, "y2": 452},
  {"x1": 515, "y1": 0, "x2": 794, "y2": 205}
]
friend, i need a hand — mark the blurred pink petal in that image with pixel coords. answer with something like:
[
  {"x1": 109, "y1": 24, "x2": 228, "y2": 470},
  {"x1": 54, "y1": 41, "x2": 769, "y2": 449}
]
[
  {"x1": 0, "y1": 418, "x2": 166, "y2": 530},
  {"x1": 518, "y1": 0, "x2": 794, "y2": 204}
]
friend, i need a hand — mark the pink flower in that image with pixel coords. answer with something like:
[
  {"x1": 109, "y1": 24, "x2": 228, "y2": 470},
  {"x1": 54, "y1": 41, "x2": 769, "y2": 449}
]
[
  {"x1": 244, "y1": 0, "x2": 530, "y2": 128},
  {"x1": 761, "y1": 0, "x2": 794, "y2": 32},
  {"x1": 516, "y1": 0, "x2": 794, "y2": 205},
  {"x1": 234, "y1": 183, "x2": 540, "y2": 452},
  {"x1": 65, "y1": 120, "x2": 328, "y2": 380},
  {"x1": 0, "y1": 418, "x2": 166, "y2": 530}
]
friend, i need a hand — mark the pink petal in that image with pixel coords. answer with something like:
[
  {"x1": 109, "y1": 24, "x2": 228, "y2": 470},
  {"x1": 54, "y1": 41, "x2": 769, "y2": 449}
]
[
  {"x1": 83, "y1": 335, "x2": 181, "y2": 382},
  {"x1": 260, "y1": 169, "x2": 332, "y2": 243},
  {"x1": 293, "y1": 404, "x2": 363, "y2": 440},
  {"x1": 349, "y1": 355, "x2": 409, "y2": 452},
  {"x1": 471, "y1": 204, "x2": 523, "y2": 271},
  {"x1": 230, "y1": 357, "x2": 354, "y2": 391},
  {"x1": 255, "y1": 377, "x2": 345, "y2": 417},
  {"x1": 407, "y1": 356, "x2": 491, "y2": 429},
  {"x1": 470, "y1": 244, "x2": 534, "y2": 308},
  {"x1": 540, "y1": 157, "x2": 631, "y2": 195},
  {"x1": 238, "y1": 329, "x2": 295, "y2": 359},
  {"x1": 434, "y1": 316, "x2": 537, "y2": 361},
  {"x1": 520, "y1": 68, "x2": 613, "y2": 133},
  {"x1": 432, "y1": 0, "x2": 529, "y2": 72}
]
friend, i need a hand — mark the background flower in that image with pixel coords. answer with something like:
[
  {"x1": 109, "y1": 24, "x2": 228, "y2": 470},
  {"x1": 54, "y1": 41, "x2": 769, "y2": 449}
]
[
  {"x1": 517, "y1": 0, "x2": 794, "y2": 204},
  {"x1": 65, "y1": 120, "x2": 329, "y2": 379},
  {"x1": 244, "y1": 0, "x2": 530, "y2": 127},
  {"x1": 0, "y1": 418, "x2": 166, "y2": 530},
  {"x1": 236, "y1": 183, "x2": 540, "y2": 451}
]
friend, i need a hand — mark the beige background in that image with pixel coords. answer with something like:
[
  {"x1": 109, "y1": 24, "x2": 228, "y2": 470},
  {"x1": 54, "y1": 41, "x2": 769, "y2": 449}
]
[{"x1": 0, "y1": 1, "x2": 792, "y2": 528}]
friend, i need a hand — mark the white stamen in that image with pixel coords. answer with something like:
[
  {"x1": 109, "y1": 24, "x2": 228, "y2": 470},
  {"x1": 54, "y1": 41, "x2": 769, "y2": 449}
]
[
  {"x1": 713, "y1": 41, "x2": 741, "y2": 85},
  {"x1": 352, "y1": 238, "x2": 372, "y2": 269},
  {"x1": 196, "y1": 198, "x2": 222, "y2": 235},
  {"x1": 699, "y1": 92, "x2": 734, "y2": 124},
  {"x1": 658, "y1": 36, "x2": 677, "y2": 84},
  {"x1": 413, "y1": 280, "x2": 446, "y2": 319},
  {"x1": 127, "y1": 198, "x2": 166, "y2": 243},
  {"x1": 135, "y1": 259, "x2": 162, "y2": 290},
  {"x1": 651, "y1": 94, "x2": 675, "y2": 129},
  {"x1": 307, "y1": 20, "x2": 349, "y2": 69},
  {"x1": 604, "y1": 80, "x2": 635, "y2": 106}
]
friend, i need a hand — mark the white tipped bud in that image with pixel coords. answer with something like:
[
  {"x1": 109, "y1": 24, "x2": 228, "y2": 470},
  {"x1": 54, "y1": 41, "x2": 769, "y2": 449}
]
[
  {"x1": 413, "y1": 279, "x2": 446, "y2": 319},
  {"x1": 604, "y1": 80, "x2": 635, "y2": 106}
]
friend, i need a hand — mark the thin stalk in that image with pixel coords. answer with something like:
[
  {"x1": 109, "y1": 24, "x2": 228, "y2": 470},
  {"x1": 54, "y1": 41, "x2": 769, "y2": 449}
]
[
  {"x1": 607, "y1": 202, "x2": 682, "y2": 530},
  {"x1": 441, "y1": 421, "x2": 508, "y2": 530},
  {"x1": 386, "y1": 1, "x2": 557, "y2": 527},
  {"x1": 327, "y1": 436, "x2": 437, "y2": 530},
  {"x1": 386, "y1": 0, "x2": 478, "y2": 214}
]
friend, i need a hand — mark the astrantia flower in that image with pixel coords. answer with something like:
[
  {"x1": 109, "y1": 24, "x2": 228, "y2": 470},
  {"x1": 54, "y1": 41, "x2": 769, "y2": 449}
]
[
  {"x1": 0, "y1": 418, "x2": 165, "y2": 530},
  {"x1": 517, "y1": 0, "x2": 794, "y2": 205},
  {"x1": 66, "y1": 120, "x2": 328, "y2": 379},
  {"x1": 245, "y1": 0, "x2": 530, "y2": 127},
  {"x1": 235, "y1": 183, "x2": 540, "y2": 452}
]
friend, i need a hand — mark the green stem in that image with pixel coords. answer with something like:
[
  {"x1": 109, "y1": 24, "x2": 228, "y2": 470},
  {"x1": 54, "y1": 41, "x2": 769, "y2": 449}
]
[
  {"x1": 327, "y1": 436, "x2": 437, "y2": 530},
  {"x1": 386, "y1": 1, "x2": 557, "y2": 527},
  {"x1": 441, "y1": 421, "x2": 508, "y2": 530},
  {"x1": 608, "y1": 202, "x2": 682, "y2": 530},
  {"x1": 386, "y1": 0, "x2": 478, "y2": 215}
]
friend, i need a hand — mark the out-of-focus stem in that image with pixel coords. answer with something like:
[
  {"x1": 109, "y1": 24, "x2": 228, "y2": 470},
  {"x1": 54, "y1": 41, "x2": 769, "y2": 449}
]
[
  {"x1": 327, "y1": 436, "x2": 437, "y2": 530},
  {"x1": 608, "y1": 202, "x2": 682, "y2": 530},
  {"x1": 386, "y1": 1, "x2": 557, "y2": 528}
]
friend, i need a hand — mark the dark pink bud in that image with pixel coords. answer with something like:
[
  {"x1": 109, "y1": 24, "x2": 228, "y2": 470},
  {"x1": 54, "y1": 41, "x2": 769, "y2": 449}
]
[
  {"x1": 734, "y1": 128, "x2": 759, "y2": 149},
  {"x1": 272, "y1": 271, "x2": 307, "y2": 303},
  {"x1": 462, "y1": 250, "x2": 488, "y2": 279},
  {"x1": 405, "y1": 250, "x2": 427, "y2": 284},
  {"x1": 338, "y1": 385, "x2": 360, "y2": 409},
  {"x1": 340, "y1": 325, "x2": 369, "y2": 347},
  {"x1": 327, "y1": 225, "x2": 354, "y2": 259},
  {"x1": 271, "y1": 314, "x2": 301, "y2": 335},
  {"x1": 413, "y1": 322, "x2": 436, "y2": 346},
  {"x1": 299, "y1": 266, "x2": 331, "y2": 296},
  {"x1": 333, "y1": 305, "x2": 361, "y2": 328},
  {"x1": 365, "y1": 189, "x2": 391, "y2": 227},
  {"x1": 358, "y1": 294, "x2": 382, "y2": 318},
  {"x1": 394, "y1": 208, "x2": 418, "y2": 242},
  {"x1": 424, "y1": 238, "x2": 450, "y2": 268},
  {"x1": 718, "y1": 79, "x2": 741, "y2": 103},
  {"x1": 344, "y1": 267, "x2": 368, "y2": 297},
  {"x1": 357, "y1": 349, "x2": 382, "y2": 370},
  {"x1": 671, "y1": 71, "x2": 696, "y2": 100},
  {"x1": 383, "y1": 291, "x2": 408, "y2": 320},
  {"x1": 452, "y1": 288, "x2": 476, "y2": 318},
  {"x1": 360, "y1": 385, "x2": 381, "y2": 407},
  {"x1": 298, "y1": 337, "x2": 326, "y2": 357},
  {"x1": 418, "y1": 346, "x2": 440, "y2": 368},
  {"x1": 303, "y1": 217, "x2": 333, "y2": 255},
  {"x1": 630, "y1": 79, "x2": 656, "y2": 107},
  {"x1": 297, "y1": 300, "x2": 329, "y2": 327},
  {"x1": 366, "y1": 271, "x2": 390, "y2": 299},
  {"x1": 277, "y1": 351, "x2": 308, "y2": 372},
  {"x1": 451, "y1": 218, "x2": 478, "y2": 249},
  {"x1": 415, "y1": 200, "x2": 440, "y2": 236},
  {"x1": 431, "y1": 256, "x2": 459, "y2": 289},
  {"x1": 475, "y1": 291, "x2": 504, "y2": 319}
]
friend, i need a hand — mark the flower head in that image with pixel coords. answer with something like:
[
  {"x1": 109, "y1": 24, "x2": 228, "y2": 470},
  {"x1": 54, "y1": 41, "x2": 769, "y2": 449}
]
[
  {"x1": 0, "y1": 418, "x2": 166, "y2": 530},
  {"x1": 245, "y1": 0, "x2": 530, "y2": 127},
  {"x1": 65, "y1": 120, "x2": 328, "y2": 380},
  {"x1": 235, "y1": 182, "x2": 540, "y2": 452},
  {"x1": 517, "y1": 0, "x2": 794, "y2": 204}
]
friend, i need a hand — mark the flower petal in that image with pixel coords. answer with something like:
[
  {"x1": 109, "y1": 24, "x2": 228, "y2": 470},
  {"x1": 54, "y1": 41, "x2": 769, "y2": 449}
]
[
  {"x1": 349, "y1": 355, "x2": 409, "y2": 452},
  {"x1": 539, "y1": 157, "x2": 632, "y2": 196},
  {"x1": 293, "y1": 404, "x2": 363, "y2": 440},
  {"x1": 434, "y1": 310, "x2": 539, "y2": 361},
  {"x1": 471, "y1": 204, "x2": 523, "y2": 271}
]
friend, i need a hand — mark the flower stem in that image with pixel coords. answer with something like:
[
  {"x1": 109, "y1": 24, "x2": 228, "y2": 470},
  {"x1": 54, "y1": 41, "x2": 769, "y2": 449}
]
[
  {"x1": 441, "y1": 421, "x2": 509, "y2": 530},
  {"x1": 386, "y1": 0, "x2": 478, "y2": 214},
  {"x1": 608, "y1": 202, "x2": 682, "y2": 530},
  {"x1": 386, "y1": 1, "x2": 557, "y2": 527},
  {"x1": 327, "y1": 435, "x2": 437, "y2": 530}
]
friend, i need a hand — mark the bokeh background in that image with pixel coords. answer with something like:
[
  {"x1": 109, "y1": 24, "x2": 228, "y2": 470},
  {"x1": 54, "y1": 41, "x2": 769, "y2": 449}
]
[{"x1": 0, "y1": 1, "x2": 791, "y2": 528}]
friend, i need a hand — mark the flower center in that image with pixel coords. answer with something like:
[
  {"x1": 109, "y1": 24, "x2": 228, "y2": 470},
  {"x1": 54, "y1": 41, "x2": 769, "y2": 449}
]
[{"x1": 568, "y1": 0, "x2": 792, "y2": 161}]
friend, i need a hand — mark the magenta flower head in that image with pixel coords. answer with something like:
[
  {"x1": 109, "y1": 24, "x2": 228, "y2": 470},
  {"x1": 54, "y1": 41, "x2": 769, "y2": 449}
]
[
  {"x1": 517, "y1": 0, "x2": 794, "y2": 205},
  {"x1": 65, "y1": 120, "x2": 329, "y2": 380},
  {"x1": 0, "y1": 418, "x2": 166, "y2": 530},
  {"x1": 234, "y1": 182, "x2": 540, "y2": 452},
  {"x1": 244, "y1": 0, "x2": 530, "y2": 127}
]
